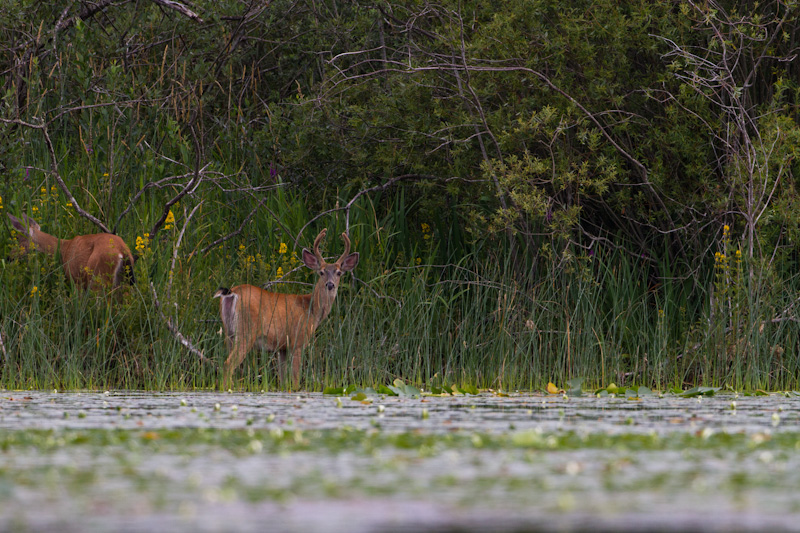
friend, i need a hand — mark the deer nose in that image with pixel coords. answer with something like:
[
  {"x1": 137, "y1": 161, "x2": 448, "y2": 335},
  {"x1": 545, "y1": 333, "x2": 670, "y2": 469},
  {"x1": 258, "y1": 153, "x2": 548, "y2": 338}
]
[{"x1": 326, "y1": 281, "x2": 335, "y2": 291}]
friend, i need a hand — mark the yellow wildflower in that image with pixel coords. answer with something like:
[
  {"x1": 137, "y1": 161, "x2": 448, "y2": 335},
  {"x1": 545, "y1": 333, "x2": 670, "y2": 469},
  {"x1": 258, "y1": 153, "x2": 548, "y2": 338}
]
[
  {"x1": 422, "y1": 223, "x2": 432, "y2": 240},
  {"x1": 276, "y1": 267, "x2": 284, "y2": 278},
  {"x1": 723, "y1": 224, "x2": 730, "y2": 234},
  {"x1": 40, "y1": 187, "x2": 47, "y2": 195},
  {"x1": 30, "y1": 286, "x2": 38, "y2": 296},
  {"x1": 0, "y1": 194, "x2": 3, "y2": 210},
  {"x1": 31, "y1": 206, "x2": 38, "y2": 213},
  {"x1": 165, "y1": 209, "x2": 175, "y2": 230},
  {"x1": 279, "y1": 242, "x2": 288, "y2": 254},
  {"x1": 66, "y1": 202, "x2": 72, "y2": 208},
  {"x1": 416, "y1": 257, "x2": 422, "y2": 265},
  {"x1": 239, "y1": 243, "x2": 246, "y2": 251},
  {"x1": 135, "y1": 234, "x2": 150, "y2": 254}
]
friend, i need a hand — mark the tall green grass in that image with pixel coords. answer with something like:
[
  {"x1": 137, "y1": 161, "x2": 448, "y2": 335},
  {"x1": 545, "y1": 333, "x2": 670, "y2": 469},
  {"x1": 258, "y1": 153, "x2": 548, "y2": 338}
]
[{"x1": 3, "y1": 174, "x2": 800, "y2": 392}]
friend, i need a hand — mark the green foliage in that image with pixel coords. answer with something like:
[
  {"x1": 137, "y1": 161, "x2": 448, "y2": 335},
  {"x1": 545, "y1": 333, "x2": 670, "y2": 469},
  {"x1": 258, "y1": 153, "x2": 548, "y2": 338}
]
[{"x1": 1, "y1": 1, "x2": 799, "y2": 391}]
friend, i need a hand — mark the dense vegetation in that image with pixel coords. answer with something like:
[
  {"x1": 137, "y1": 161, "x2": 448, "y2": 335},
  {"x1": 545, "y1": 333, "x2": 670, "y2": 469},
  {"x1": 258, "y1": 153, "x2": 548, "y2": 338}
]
[{"x1": 1, "y1": 0, "x2": 799, "y2": 391}]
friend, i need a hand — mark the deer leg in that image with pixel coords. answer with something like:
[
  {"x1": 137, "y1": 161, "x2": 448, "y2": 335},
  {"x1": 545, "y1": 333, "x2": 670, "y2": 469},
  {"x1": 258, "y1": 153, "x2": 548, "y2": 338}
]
[
  {"x1": 277, "y1": 349, "x2": 289, "y2": 388},
  {"x1": 219, "y1": 327, "x2": 236, "y2": 390},
  {"x1": 273, "y1": 349, "x2": 299, "y2": 390},
  {"x1": 289, "y1": 349, "x2": 301, "y2": 391},
  {"x1": 222, "y1": 330, "x2": 256, "y2": 390}
]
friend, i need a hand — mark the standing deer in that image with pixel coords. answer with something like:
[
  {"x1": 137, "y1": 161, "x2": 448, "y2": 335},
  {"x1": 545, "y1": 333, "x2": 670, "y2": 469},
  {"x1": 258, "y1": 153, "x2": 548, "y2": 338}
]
[
  {"x1": 214, "y1": 229, "x2": 359, "y2": 390},
  {"x1": 7, "y1": 213, "x2": 135, "y2": 290}
]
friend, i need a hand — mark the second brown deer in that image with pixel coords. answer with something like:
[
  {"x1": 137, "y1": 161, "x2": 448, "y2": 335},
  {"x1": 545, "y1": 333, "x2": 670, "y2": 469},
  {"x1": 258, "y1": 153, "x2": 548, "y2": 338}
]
[
  {"x1": 214, "y1": 229, "x2": 359, "y2": 390},
  {"x1": 8, "y1": 213, "x2": 135, "y2": 290}
]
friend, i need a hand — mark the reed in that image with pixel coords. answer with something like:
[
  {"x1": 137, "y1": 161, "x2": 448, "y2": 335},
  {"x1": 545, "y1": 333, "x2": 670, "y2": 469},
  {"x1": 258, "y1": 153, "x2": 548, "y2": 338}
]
[{"x1": 3, "y1": 156, "x2": 799, "y2": 392}]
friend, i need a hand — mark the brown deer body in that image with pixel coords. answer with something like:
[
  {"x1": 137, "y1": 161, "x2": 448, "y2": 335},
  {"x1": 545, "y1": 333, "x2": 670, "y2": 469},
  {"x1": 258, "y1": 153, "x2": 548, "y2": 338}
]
[
  {"x1": 214, "y1": 229, "x2": 359, "y2": 390},
  {"x1": 8, "y1": 213, "x2": 135, "y2": 290}
]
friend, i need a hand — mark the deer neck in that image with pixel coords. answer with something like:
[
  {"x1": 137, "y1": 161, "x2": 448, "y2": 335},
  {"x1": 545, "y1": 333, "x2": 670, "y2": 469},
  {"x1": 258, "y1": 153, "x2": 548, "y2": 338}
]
[{"x1": 31, "y1": 229, "x2": 63, "y2": 256}]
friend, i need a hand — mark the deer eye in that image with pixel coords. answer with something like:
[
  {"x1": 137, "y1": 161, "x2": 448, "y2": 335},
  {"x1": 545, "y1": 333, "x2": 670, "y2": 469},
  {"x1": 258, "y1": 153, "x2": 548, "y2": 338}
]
[{"x1": 336, "y1": 271, "x2": 342, "y2": 276}]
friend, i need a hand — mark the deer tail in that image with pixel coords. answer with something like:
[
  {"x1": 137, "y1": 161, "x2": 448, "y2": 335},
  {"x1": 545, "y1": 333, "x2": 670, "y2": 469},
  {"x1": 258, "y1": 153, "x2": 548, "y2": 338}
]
[
  {"x1": 214, "y1": 287, "x2": 238, "y2": 345},
  {"x1": 214, "y1": 287, "x2": 232, "y2": 298},
  {"x1": 112, "y1": 253, "x2": 137, "y2": 287}
]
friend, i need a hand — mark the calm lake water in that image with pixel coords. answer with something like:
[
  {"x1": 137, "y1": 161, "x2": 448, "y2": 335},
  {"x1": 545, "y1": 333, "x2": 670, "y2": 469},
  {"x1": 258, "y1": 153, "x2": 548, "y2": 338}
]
[{"x1": 1, "y1": 390, "x2": 800, "y2": 532}]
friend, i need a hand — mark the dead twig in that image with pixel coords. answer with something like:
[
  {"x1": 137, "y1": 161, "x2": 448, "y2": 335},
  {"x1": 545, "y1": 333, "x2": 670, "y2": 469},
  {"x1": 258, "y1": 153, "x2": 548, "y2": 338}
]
[
  {"x1": 167, "y1": 200, "x2": 204, "y2": 299},
  {"x1": 149, "y1": 0, "x2": 204, "y2": 23},
  {"x1": 198, "y1": 194, "x2": 270, "y2": 255},
  {"x1": 149, "y1": 198, "x2": 212, "y2": 365},
  {"x1": 0, "y1": 117, "x2": 112, "y2": 233},
  {"x1": 150, "y1": 281, "x2": 214, "y2": 366},
  {"x1": 767, "y1": 295, "x2": 800, "y2": 325},
  {"x1": 294, "y1": 173, "x2": 439, "y2": 248}
]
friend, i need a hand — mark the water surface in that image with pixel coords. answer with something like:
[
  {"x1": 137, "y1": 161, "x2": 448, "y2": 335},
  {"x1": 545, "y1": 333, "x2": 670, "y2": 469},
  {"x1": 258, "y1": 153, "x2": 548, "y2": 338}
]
[{"x1": 1, "y1": 390, "x2": 799, "y2": 532}]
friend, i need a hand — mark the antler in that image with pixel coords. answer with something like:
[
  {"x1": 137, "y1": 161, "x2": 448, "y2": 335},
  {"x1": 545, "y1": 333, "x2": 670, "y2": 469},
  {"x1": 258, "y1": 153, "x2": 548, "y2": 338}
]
[
  {"x1": 313, "y1": 229, "x2": 327, "y2": 264},
  {"x1": 337, "y1": 232, "x2": 351, "y2": 264}
]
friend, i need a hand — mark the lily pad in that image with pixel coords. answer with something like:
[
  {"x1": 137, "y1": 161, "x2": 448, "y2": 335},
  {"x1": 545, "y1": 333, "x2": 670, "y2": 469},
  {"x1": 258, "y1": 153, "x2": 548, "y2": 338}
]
[
  {"x1": 388, "y1": 379, "x2": 421, "y2": 398},
  {"x1": 566, "y1": 377, "x2": 584, "y2": 397},
  {"x1": 429, "y1": 385, "x2": 453, "y2": 395},
  {"x1": 453, "y1": 383, "x2": 479, "y2": 395},
  {"x1": 546, "y1": 382, "x2": 562, "y2": 394},
  {"x1": 376, "y1": 384, "x2": 397, "y2": 396}
]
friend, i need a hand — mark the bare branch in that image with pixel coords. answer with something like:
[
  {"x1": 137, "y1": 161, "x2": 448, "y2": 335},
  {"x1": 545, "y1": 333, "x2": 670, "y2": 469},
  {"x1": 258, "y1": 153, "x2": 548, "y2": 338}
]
[
  {"x1": 167, "y1": 200, "x2": 204, "y2": 300},
  {"x1": 149, "y1": 282, "x2": 214, "y2": 366},
  {"x1": 294, "y1": 174, "x2": 439, "y2": 247},
  {"x1": 0, "y1": 117, "x2": 112, "y2": 233},
  {"x1": 198, "y1": 194, "x2": 270, "y2": 255},
  {"x1": 113, "y1": 172, "x2": 198, "y2": 233},
  {"x1": 351, "y1": 273, "x2": 403, "y2": 308},
  {"x1": 147, "y1": 196, "x2": 210, "y2": 365},
  {"x1": 147, "y1": 162, "x2": 208, "y2": 238},
  {"x1": 149, "y1": 0, "x2": 204, "y2": 23},
  {"x1": 148, "y1": 126, "x2": 208, "y2": 239}
]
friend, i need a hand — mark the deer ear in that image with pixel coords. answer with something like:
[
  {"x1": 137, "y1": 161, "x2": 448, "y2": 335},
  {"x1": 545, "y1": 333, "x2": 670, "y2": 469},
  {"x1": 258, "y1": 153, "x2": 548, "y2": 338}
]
[
  {"x1": 340, "y1": 252, "x2": 359, "y2": 272},
  {"x1": 23, "y1": 214, "x2": 40, "y2": 231},
  {"x1": 8, "y1": 214, "x2": 37, "y2": 236},
  {"x1": 302, "y1": 248, "x2": 321, "y2": 270},
  {"x1": 8, "y1": 214, "x2": 23, "y2": 232}
]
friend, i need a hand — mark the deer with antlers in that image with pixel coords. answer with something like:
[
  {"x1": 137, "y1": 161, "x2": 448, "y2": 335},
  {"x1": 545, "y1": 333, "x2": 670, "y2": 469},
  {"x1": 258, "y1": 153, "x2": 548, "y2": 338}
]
[
  {"x1": 7, "y1": 213, "x2": 135, "y2": 290},
  {"x1": 214, "y1": 229, "x2": 359, "y2": 390}
]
